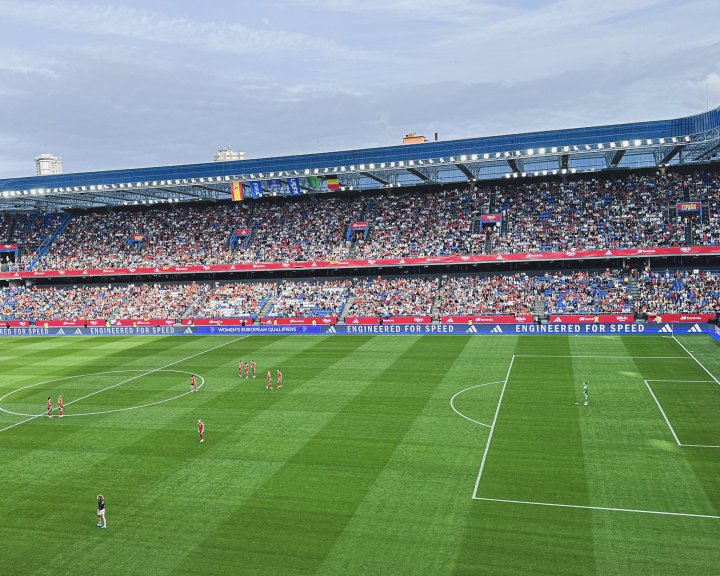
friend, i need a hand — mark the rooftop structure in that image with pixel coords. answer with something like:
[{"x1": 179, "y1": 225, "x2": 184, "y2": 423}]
[{"x1": 1, "y1": 107, "x2": 718, "y2": 212}]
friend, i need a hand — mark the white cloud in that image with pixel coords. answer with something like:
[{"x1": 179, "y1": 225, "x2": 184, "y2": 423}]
[
  {"x1": 283, "y1": 0, "x2": 513, "y2": 23},
  {"x1": 0, "y1": 51, "x2": 59, "y2": 77},
  {"x1": 687, "y1": 72, "x2": 720, "y2": 111},
  {"x1": 0, "y1": 1, "x2": 374, "y2": 60}
]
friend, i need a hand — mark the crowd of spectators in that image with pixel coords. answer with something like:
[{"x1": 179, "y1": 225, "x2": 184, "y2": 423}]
[
  {"x1": 266, "y1": 279, "x2": 352, "y2": 317},
  {"x1": 3, "y1": 171, "x2": 716, "y2": 271},
  {"x1": 438, "y1": 271, "x2": 633, "y2": 315},
  {"x1": 231, "y1": 197, "x2": 362, "y2": 263},
  {"x1": 39, "y1": 204, "x2": 250, "y2": 270},
  {"x1": 1, "y1": 268, "x2": 718, "y2": 321},
  {"x1": 0, "y1": 282, "x2": 204, "y2": 322},
  {"x1": 638, "y1": 269, "x2": 720, "y2": 314},
  {"x1": 352, "y1": 188, "x2": 486, "y2": 258},
  {"x1": 347, "y1": 277, "x2": 438, "y2": 317},
  {"x1": 184, "y1": 281, "x2": 276, "y2": 319},
  {"x1": 438, "y1": 274, "x2": 536, "y2": 315}
]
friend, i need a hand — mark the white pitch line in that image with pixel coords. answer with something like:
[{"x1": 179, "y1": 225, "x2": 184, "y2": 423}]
[
  {"x1": 681, "y1": 443, "x2": 720, "y2": 448},
  {"x1": 644, "y1": 380, "x2": 682, "y2": 446},
  {"x1": 63, "y1": 336, "x2": 247, "y2": 410},
  {"x1": 471, "y1": 356, "x2": 515, "y2": 499},
  {"x1": 645, "y1": 380, "x2": 715, "y2": 383},
  {"x1": 450, "y1": 382, "x2": 503, "y2": 428},
  {"x1": 0, "y1": 370, "x2": 153, "y2": 416},
  {"x1": 672, "y1": 335, "x2": 720, "y2": 388},
  {"x1": 0, "y1": 336, "x2": 247, "y2": 434},
  {"x1": 472, "y1": 496, "x2": 720, "y2": 520},
  {"x1": 61, "y1": 373, "x2": 206, "y2": 417},
  {"x1": 0, "y1": 370, "x2": 205, "y2": 418},
  {"x1": 0, "y1": 414, "x2": 45, "y2": 434},
  {"x1": 513, "y1": 355, "x2": 690, "y2": 359}
]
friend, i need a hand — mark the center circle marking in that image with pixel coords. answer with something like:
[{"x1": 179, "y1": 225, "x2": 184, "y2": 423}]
[{"x1": 0, "y1": 369, "x2": 205, "y2": 418}]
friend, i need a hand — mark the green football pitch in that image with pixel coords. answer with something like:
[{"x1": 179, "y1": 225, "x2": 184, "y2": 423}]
[{"x1": 0, "y1": 334, "x2": 719, "y2": 576}]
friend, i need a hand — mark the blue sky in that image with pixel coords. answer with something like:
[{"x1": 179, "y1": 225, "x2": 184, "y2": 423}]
[{"x1": 0, "y1": 0, "x2": 718, "y2": 177}]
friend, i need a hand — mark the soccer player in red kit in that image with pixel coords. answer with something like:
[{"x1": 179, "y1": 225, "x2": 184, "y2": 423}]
[
  {"x1": 197, "y1": 419, "x2": 204, "y2": 443},
  {"x1": 58, "y1": 395, "x2": 64, "y2": 418},
  {"x1": 190, "y1": 374, "x2": 198, "y2": 393},
  {"x1": 47, "y1": 396, "x2": 52, "y2": 418},
  {"x1": 277, "y1": 369, "x2": 283, "y2": 389},
  {"x1": 244, "y1": 362, "x2": 250, "y2": 380},
  {"x1": 251, "y1": 360, "x2": 257, "y2": 379},
  {"x1": 266, "y1": 370, "x2": 273, "y2": 390},
  {"x1": 238, "y1": 361, "x2": 243, "y2": 377}
]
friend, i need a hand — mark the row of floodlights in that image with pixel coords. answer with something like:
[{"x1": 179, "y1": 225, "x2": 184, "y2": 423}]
[
  {"x1": 0, "y1": 135, "x2": 693, "y2": 198},
  {"x1": 122, "y1": 199, "x2": 182, "y2": 206},
  {"x1": 506, "y1": 168, "x2": 578, "y2": 179},
  {"x1": 504, "y1": 167, "x2": 613, "y2": 179},
  {"x1": 2, "y1": 175, "x2": 236, "y2": 197}
]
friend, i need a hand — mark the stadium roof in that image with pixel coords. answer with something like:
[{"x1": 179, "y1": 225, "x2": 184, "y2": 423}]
[{"x1": 1, "y1": 106, "x2": 719, "y2": 212}]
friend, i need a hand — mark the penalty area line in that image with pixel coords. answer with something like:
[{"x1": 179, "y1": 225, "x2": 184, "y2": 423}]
[
  {"x1": 471, "y1": 356, "x2": 515, "y2": 499},
  {"x1": 644, "y1": 380, "x2": 682, "y2": 446},
  {"x1": 671, "y1": 335, "x2": 720, "y2": 388},
  {"x1": 472, "y1": 496, "x2": 720, "y2": 520}
]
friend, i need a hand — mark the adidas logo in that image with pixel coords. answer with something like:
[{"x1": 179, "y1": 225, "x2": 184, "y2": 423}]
[
  {"x1": 184, "y1": 327, "x2": 193, "y2": 334},
  {"x1": 658, "y1": 324, "x2": 673, "y2": 333},
  {"x1": 73, "y1": 328, "x2": 82, "y2": 335},
  {"x1": 688, "y1": 324, "x2": 703, "y2": 333},
  {"x1": 57, "y1": 328, "x2": 65, "y2": 335},
  {"x1": 327, "y1": 326, "x2": 336, "y2": 333},
  {"x1": 491, "y1": 325, "x2": 503, "y2": 334},
  {"x1": 466, "y1": 325, "x2": 478, "y2": 333}
]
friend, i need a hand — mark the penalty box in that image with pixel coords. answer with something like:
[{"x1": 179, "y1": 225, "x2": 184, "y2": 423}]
[
  {"x1": 645, "y1": 379, "x2": 720, "y2": 448},
  {"x1": 471, "y1": 354, "x2": 720, "y2": 519}
]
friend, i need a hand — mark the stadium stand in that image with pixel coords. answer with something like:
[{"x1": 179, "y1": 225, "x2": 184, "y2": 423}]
[
  {"x1": 13, "y1": 171, "x2": 719, "y2": 273},
  {"x1": 1, "y1": 269, "x2": 719, "y2": 323},
  {"x1": 637, "y1": 269, "x2": 720, "y2": 315},
  {"x1": 0, "y1": 282, "x2": 205, "y2": 323},
  {"x1": 184, "y1": 281, "x2": 276, "y2": 320},
  {"x1": 265, "y1": 280, "x2": 352, "y2": 318},
  {"x1": 231, "y1": 197, "x2": 362, "y2": 263},
  {"x1": 346, "y1": 277, "x2": 438, "y2": 317}
]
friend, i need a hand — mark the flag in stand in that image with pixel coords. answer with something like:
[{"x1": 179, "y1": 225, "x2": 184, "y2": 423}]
[
  {"x1": 287, "y1": 178, "x2": 302, "y2": 196},
  {"x1": 230, "y1": 182, "x2": 244, "y2": 202},
  {"x1": 249, "y1": 181, "x2": 263, "y2": 199},
  {"x1": 267, "y1": 179, "x2": 283, "y2": 191},
  {"x1": 306, "y1": 176, "x2": 321, "y2": 190},
  {"x1": 326, "y1": 175, "x2": 340, "y2": 190}
]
